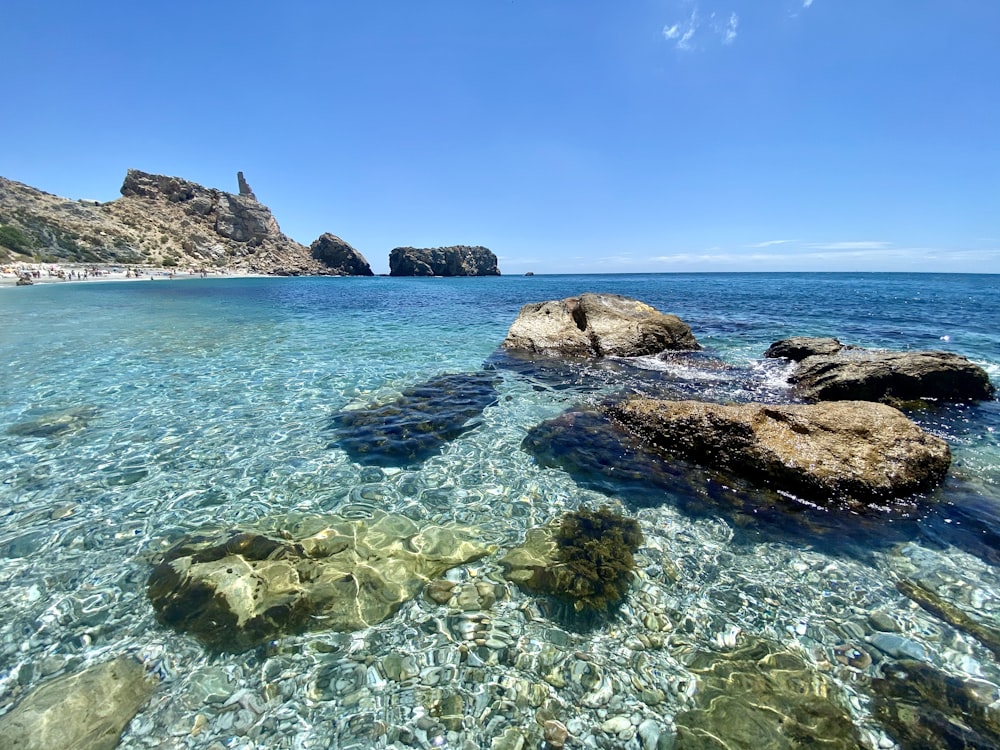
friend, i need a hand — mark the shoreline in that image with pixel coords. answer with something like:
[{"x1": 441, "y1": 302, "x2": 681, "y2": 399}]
[{"x1": 0, "y1": 263, "x2": 266, "y2": 286}]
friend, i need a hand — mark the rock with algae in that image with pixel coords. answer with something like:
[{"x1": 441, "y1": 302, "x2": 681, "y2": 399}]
[
  {"x1": 501, "y1": 506, "x2": 643, "y2": 613},
  {"x1": 871, "y1": 659, "x2": 1000, "y2": 749},
  {"x1": 147, "y1": 511, "x2": 491, "y2": 649},
  {"x1": 0, "y1": 655, "x2": 157, "y2": 750},
  {"x1": 674, "y1": 638, "x2": 863, "y2": 749}
]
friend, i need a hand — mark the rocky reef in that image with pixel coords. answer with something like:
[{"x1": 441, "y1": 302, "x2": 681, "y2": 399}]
[
  {"x1": 389, "y1": 245, "x2": 500, "y2": 276},
  {"x1": 0, "y1": 171, "x2": 369, "y2": 276},
  {"x1": 147, "y1": 512, "x2": 490, "y2": 650},
  {"x1": 765, "y1": 337, "x2": 994, "y2": 404},
  {"x1": 607, "y1": 398, "x2": 951, "y2": 506},
  {"x1": 502, "y1": 293, "x2": 700, "y2": 357},
  {"x1": 328, "y1": 371, "x2": 498, "y2": 466}
]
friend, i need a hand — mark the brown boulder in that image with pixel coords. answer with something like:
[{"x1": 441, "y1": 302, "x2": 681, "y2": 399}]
[
  {"x1": 606, "y1": 399, "x2": 951, "y2": 504},
  {"x1": 502, "y1": 293, "x2": 699, "y2": 357},
  {"x1": 764, "y1": 336, "x2": 844, "y2": 361},
  {"x1": 789, "y1": 349, "x2": 994, "y2": 404}
]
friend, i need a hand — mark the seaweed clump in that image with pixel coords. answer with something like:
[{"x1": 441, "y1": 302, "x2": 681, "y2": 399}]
[
  {"x1": 498, "y1": 506, "x2": 642, "y2": 614},
  {"x1": 554, "y1": 507, "x2": 643, "y2": 612}
]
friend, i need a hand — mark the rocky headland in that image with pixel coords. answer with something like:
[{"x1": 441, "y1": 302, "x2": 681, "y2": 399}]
[
  {"x1": 0, "y1": 170, "x2": 373, "y2": 276},
  {"x1": 389, "y1": 245, "x2": 500, "y2": 276}
]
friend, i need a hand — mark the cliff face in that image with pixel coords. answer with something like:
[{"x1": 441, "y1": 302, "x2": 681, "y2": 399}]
[
  {"x1": 0, "y1": 170, "x2": 363, "y2": 276},
  {"x1": 389, "y1": 246, "x2": 500, "y2": 277}
]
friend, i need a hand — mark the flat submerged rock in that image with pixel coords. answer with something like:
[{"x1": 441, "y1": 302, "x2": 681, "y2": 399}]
[{"x1": 147, "y1": 511, "x2": 491, "y2": 650}]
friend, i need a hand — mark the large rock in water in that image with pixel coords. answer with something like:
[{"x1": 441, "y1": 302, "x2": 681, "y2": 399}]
[
  {"x1": 765, "y1": 339, "x2": 995, "y2": 403},
  {"x1": 389, "y1": 245, "x2": 500, "y2": 276},
  {"x1": 606, "y1": 399, "x2": 951, "y2": 504},
  {"x1": 502, "y1": 293, "x2": 700, "y2": 357},
  {"x1": 309, "y1": 232, "x2": 374, "y2": 276},
  {"x1": 0, "y1": 656, "x2": 157, "y2": 750},
  {"x1": 147, "y1": 512, "x2": 490, "y2": 650}
]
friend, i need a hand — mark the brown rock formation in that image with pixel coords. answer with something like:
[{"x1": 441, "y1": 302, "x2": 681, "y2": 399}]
[
  {"x1": 606, "y1": 398, "x2": 951, "y2": 504},
  {"x1": 502, "y1": 293, "x2": 700, "y2": 357}
]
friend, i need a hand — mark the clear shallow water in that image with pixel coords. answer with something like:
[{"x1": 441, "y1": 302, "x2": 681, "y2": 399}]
[{"x1": 0, "y1": 273, "x2": 998, "y2": 749}]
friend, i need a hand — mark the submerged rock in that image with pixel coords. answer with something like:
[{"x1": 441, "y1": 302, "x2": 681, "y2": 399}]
[
  {"x1": 871, "y1": 659, "x2": 1000, "y2": 749},
  {"x1": 329, "y1": 371, "x2": 499, "y2": 466},
  {"x1": 147, "y1": 511, "x2": 490, "y2": 649},
  {"x1": 309, "y1": 232, "x2": 374, "y2": 276},
  {"x1": 389, "y1": 245, "x2": 500, "y2": 276},
  {"x1": 6, "y1": 405, "x2": 98, "y2": 438},
  {"x1": 500, "y1": 506, "x2": 643, "y2": 613},
  {"x1": 765, "y1": 341, "x2": 995, "y2": 404},
  {"x1": 607, "y1": 399, "x2": 951, "y2": 505},
  {"x1": 0, "y1": 655, "x2": 157, "y2": 750},
  {"x1": 674, "y1": 638, "x2": 863, "y2": 749},
  {"x1": 502, "y1": 293, "x2": 700, "y2": 358}
]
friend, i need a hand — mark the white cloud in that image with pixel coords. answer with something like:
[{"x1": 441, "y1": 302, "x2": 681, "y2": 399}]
[
  {"x1": 750, "y1": 239, "x2": 796, "y2": 248},
  {"x1": 663, "y1": 4, "x2": 738, "y2": 50},
  {"x1": 804, "y1": 241, "x2": 892, "y2": 251},
  {"x1": 803, "y1": 0, "x2": 814, "y2": 7},
  {"x1": 723, "y1": 12, "x2": 738, "y2": 44}
]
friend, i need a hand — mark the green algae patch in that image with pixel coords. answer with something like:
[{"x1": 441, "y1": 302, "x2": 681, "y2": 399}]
[
  {"x1": 501, "y1": 506, "x2": 642, "y2": 613},
  {"x1": 147, "y1": 511, "x2": 491, "y2": 650}
]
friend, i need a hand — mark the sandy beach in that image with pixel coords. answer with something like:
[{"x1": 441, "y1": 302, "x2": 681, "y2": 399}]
[{"x1": 0, "y1": 263, "x2": 263, "y2": 286}]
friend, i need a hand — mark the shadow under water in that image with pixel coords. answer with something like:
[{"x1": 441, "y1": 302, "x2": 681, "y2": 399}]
[{"x1": 328, "y1": 371, "x2": 499, "y2": 467}]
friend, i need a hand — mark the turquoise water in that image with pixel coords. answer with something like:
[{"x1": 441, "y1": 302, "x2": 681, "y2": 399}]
[{"x1": 1, "y1": 273, "x2": 998, "y2": 748}]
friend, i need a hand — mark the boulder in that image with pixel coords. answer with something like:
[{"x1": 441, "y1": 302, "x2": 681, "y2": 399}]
[
  {"x1": 147, "y1": 512, "x2": 490, "y2": 650},
  {"x1": 388, "y1": 245, "x2": 500, "y2": 276},
  {"x1": 764, "y1": 336, "x2": 844, "y2": 361},
  {"x1": 502, "y1": 293, "x2": 700, "y2": 357},
  {"x1": 0, "y1": 656, "x2": 157, "y2": 750},
  {"x1": 606, "y1": 399, "x2": 951, "y2": 504},
  {"x1": 309, "y1": 232, "x2": 374, "y2": 276},
  {"x1": 788, "y1": 349, "x2": 995, "y2": 404}
]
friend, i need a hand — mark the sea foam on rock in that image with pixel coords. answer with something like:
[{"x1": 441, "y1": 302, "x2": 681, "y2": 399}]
[
  {"x1": 606, "y1": 398, "x2": 951, "y2": 505},
  {"x1": 147, "y1": 512, "x2": 491, "y2": 650},
  {"x1": 502, "y1": 293, "x2": 699, "y2": 357}
]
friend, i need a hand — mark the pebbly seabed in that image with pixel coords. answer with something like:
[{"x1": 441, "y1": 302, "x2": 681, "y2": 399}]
[{"x1": 1, "y1": 272, "x2": 999, "y2": 749}]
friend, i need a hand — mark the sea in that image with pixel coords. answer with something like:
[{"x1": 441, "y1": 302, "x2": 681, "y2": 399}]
[{"x1": 1, "y1": 272, "x2": 998, "y2": 749}]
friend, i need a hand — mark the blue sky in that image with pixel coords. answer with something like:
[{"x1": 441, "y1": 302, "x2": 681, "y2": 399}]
[{"x1": 3, "y1": 1, "x2": 997, "y2": 274}]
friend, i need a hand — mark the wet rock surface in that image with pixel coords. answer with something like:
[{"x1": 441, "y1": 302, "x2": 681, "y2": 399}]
[
  {"x1": 768, "y1": 342, "x2": 995, "y2": 404},
  {"x1": 147, "y1": 512, "x2": 490, "y2": 649},
  {"x1": 502, "y1": 293, "x2": 700, "y2": 357},
  {"x1": 607, "y1": 398, "x2": 951, "y2": 505},
  {"x1": 0, "y1": 655, "x2": 157, "y2": 750},
  {"x1": 328, "y1": 371, "x2": 499, "y2": 466},
  {"x1": 764, "y1": 336, "x2": 846, "y2": 361},
  {"x1": 674, "y1": 638, "x2": 864, "y2": 749}
]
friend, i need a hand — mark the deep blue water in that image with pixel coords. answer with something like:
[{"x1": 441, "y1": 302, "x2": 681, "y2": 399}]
[{"x1": 0, "y1": 273, "x2": 998, "y2": 749}]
